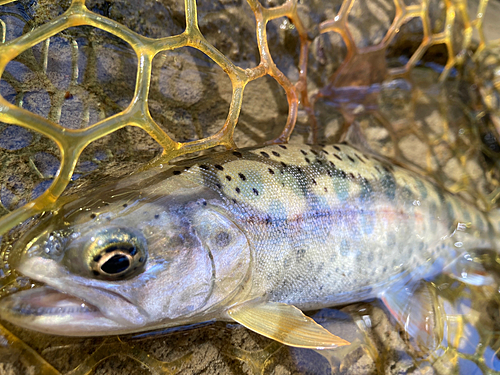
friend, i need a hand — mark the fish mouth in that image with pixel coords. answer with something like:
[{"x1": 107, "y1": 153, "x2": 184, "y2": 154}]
[
  {"x1": 0, "y1": 257, "x2": 147, "y2": 336},
  {"x1": 4, "y1": 286, "x2": 99, "y2": 317},
  {"x1": 0, "y1": 286, "x2": 126, "y2": 335}
]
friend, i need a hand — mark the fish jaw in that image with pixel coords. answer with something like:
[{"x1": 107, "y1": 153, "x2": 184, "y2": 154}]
[
  {"x1": 0, "y1": 257, "x2": 149, "y2": 336},
  {"x1": 0, "y1": 286, "x2": 127, "y2": 335}
]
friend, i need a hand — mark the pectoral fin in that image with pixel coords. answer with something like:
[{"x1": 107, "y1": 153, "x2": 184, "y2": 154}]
[{"x1": 227, "y1": 301, "x2": 350, "y2": 349}]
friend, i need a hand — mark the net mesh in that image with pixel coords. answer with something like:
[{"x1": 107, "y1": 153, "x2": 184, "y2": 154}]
[{"x1": 0, "y1": 0, "x2": 500, "y2": 374}]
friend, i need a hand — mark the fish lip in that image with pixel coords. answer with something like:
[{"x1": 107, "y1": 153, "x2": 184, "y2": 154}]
[
  {"x1": 0, "y1": 286, "x2": 100, "y2": 318},
  {"x1": 0, "y1": 285, "x2": 145, "y2": 336},
  {"x1": 0, "y1": 257, "x2": 148, "y2": 335},
  {"x1": 0, "y1": 286, "x2": 116, "y2": 336}
]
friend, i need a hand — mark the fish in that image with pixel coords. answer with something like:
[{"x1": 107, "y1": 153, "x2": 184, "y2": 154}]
[{"x1": 0, "y1": 143, "x2": 497, "y2": 350}]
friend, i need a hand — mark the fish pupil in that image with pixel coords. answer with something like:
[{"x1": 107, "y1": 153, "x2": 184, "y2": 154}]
[{"x1": 101, "y1": 254, "x2": 130, "y2": 274}]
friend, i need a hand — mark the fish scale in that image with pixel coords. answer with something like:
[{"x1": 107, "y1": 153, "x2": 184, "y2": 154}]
[
  {"x1": 170, "y1": 144, "x2": 492, "y2": 306},
  {"x1": 0, "y1": 143, "x2": 496, "y2": 349}
]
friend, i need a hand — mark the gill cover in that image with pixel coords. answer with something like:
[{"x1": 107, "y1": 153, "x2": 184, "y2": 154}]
[
  {"x1": 191, "y1": 206, "x2": 253, "y2": 309},
  {"x1": 0, "y1": 180, "x2": 253, "y2": 336}
]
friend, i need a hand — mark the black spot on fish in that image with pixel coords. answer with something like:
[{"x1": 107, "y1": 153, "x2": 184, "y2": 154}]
[
  {"x1": 123, "y1": 204, "x2": 128, "y2": 208},
  {"x1": 272, "y1": 151, "x2": 280, "y2": 157},
  {"x1": 154, "y1": 214, "x2": 160, "y2": 219},
  {"x1": 92, "y1": 270, "x2": 100, "y2": 276},
  {"x1": 374, "y1": 166, "x2": 381, "y2": 174},
  {"x1": 382, "y1": 165, "x2": 391, "y2": 173},
  {"x1": 338, "y1": 170, "x2": 347, "y2": 179},
  {"x1": 329, "y1": 161, "x2": 336, "y2": 168},
  {"x1": 232, "y1": 198, "x2": 237, "y2": 204},
  {"x1": 238, "y1": 173, "x2": 246, "y2": 181},
  {"x1": 349, "y1": 173, "x2": 356, "y2": 179},
  {"x1": 327, "y1": 169, "x2": 333, "y2": 177},
  {"x1": 347, "y1": 155, "x2": 355, "y2": 163},
  {"x1": 305, "y1": 157, "x2": 311, "y2": 163},
  {"x1": 334, "y1": 146, "x2": 341, "y2": 151},
  {"x1": 202, "y1": 201, "x2": 207, "y2": 206},
  {"x1": 173, "y1": 170, "x2": 181, "y2": 175},
  {"x1": 260, "y1": 151, "x2": 270, "y2": 158},
  {"x1": 90, "y1": 213, "x2": 96, "y2": 219},
  {"x1": 215, "y1": 183, "x2": 222, "y2": 189},
  {"x1": 199, "y1": 164, "x2": 209, "y2": 170},
  {"x1": 268, "y1": 168, "x2": 275, "y2": 175},
  {"x1": 281, "y1": 162, "x2": 287, "y2": 168},
  {"x1": 334, "y1": 154, "x2": 342, "y2": 161},
  {"x1": 252, "y1": 188, "x2": 259, "y2": 196},
  {"x1": 279, "y1": 144, "x2": 287, "y2": 149},
  {"x1": 214, "y1": 164, "x2": 224, "y2": 171},
  {"x1": 324, "y1": 187, "x2": 328, "y2": 192},
  {"x1": 355, "y1": 153, "x2": 365, "y2": 163},
  {"x1": 380, "y1": 173, "x2": 396, "y2": 200},
  {"x1": 322, "y1": 149, "x2": 329, "y2": 155},
  {"x1": 312, "y1": 179, "x2": 317, "y2": 185},
  {"x1": 226, "y1": 175, "x2": 232, "y2": 181},
  {"x1": 310, "y1": 149, "x2": 318, "y2": 156},
  {"x1": 297, "y1": 167, "x2": 303, "y2": 173},
  {"x1": 233, "y1": 151, "x2": 243, "y2": 158},
  {"x1": 301, "y1": 150, "x2": 308, "y2": 155},
  {"x1": 235, "y1": 187, "x2": 241, "y2": 194}
]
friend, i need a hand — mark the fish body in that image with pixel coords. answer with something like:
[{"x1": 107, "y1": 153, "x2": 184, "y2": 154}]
[{"x1": 0, "y1": 144, "x2": 496, "y2": 348}]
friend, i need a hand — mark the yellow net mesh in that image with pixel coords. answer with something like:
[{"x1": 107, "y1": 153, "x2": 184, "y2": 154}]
[{"x1": 0, "y1": 0, "x2": 500, "y2": 373}]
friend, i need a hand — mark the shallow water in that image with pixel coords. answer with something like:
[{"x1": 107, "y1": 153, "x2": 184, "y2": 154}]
[{"x1": 0, "y1": 0, "x2": 500, "y2": 374}]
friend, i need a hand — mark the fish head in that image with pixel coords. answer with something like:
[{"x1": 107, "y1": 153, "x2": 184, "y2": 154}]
[{"x1": 0, "y1": 175, "x2": 252, "y2": 336}]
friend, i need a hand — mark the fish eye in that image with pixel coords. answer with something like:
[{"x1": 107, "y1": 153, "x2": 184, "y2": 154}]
[{"x1": 86, "y1": 228, "x2": 148, "y2": 280}]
